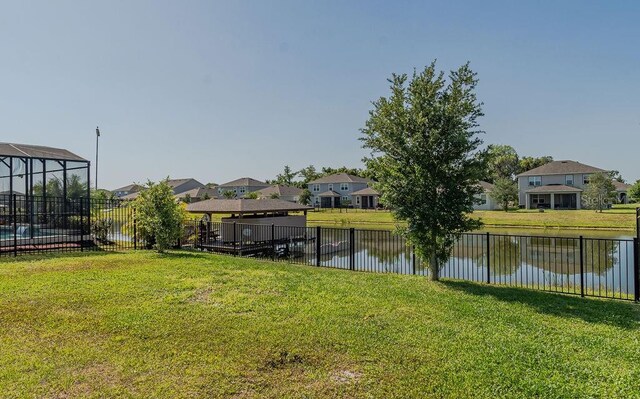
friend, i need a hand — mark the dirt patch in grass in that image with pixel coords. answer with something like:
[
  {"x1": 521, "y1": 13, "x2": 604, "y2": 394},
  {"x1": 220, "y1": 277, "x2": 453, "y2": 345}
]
[
  {"x1": 188, "y1": 286, "x2": 214, "y2": 303},
  {"x1": 51, "y1": 362, "x2": 128, "y2": 398}
]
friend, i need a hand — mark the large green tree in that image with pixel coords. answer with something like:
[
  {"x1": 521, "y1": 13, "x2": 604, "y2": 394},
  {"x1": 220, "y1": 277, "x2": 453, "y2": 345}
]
[
  {"x1": 517, "y1": 155, "x2": 553, "y2": 176},
  {"x1": 361, "y1": 61, "x2": 485, "y2": 281},
  {"x1": 484, "y1": 144, "x2": 519, "y2": 182},
  {"x1": 273, "y1": 165, "x2": 298, "y2": 186},
  {"x1": 490, "y1": 178, "x2": 519, "y2": 212},
  {"x1": 582, "y1": 172, "x2": 616, "y2": 212}
]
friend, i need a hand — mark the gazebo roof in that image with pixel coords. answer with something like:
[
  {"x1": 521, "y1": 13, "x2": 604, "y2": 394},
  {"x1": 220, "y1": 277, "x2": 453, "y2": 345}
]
[
  {"x1": 186, "y1": 199, "x2": 312, "y2": 214},
  {"x1": 0, "y1": 142, "x2": 87, "y2": 162}
]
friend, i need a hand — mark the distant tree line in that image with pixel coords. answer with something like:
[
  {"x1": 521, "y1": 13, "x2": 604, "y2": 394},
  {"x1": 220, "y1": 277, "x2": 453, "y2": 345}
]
[{"x1": 266, "y1": 165, "x2": 375, "y2": 189}]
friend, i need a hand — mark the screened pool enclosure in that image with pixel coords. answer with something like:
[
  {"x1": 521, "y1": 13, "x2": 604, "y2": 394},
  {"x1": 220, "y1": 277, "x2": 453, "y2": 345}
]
[{"x1": 0, "y1": 143, "x2": 92, "y2": 253}]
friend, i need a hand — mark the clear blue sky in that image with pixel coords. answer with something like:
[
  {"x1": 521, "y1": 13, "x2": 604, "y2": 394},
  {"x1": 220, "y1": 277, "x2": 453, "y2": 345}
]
[{"x1": 1, "y1": 0, "x2": 638, "y2": 189}]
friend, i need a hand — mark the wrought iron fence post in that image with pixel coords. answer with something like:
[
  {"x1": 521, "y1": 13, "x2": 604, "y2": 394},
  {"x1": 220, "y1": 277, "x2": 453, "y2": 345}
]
[
  {"x1": 13, "y1": 194, "x2": 18, "y2": 257},
  {"x1": 579, "y1": 236, "x2": 585, "y2": 297},
  {"x1": 133, "y1": 208, "x2": 138, "y2": 250},
  {"x1": 79, "y1": 199, "x2": 84, "y2": 252},
  {"x1": 412, "y1": 245, "x2": 416, "y2": 275},
  {"x1": 233, "y1": 222, "x2": 237, "y2": 256},
  {"x1": 634, "y1": 237, "x2": 639, "y2": 302},
  {"x1": 316, "y1": 226, "x2": 321, "y2": 266},
  {"x1": 271, "y1": 224, "x2": 276, "y2": 261},
  {"x1": 485, "y1": 232, "x2": 490, "y2": 284},
  {"x1": 349, "y1": 228, "x2": 355, "y2": 271}
]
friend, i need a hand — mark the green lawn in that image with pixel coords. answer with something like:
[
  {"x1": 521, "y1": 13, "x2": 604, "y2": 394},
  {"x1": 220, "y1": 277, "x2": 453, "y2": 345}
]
[
  {"x1": 1, "y1": 251, "x2": 639, "y2": 398},
  {"x1": 306, "y1": 206, "x2": 638, "y2": 231}
]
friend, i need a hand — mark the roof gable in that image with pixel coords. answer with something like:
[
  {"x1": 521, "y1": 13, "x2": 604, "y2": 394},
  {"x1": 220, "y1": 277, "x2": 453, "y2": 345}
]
[
  {"x1": 308, "y1": 173, "x2": 372, "y2": 184},
  {"x1": 256, "y1": 185, "x2": 303, "y2": 197},
  {"x1": 219, "y1": 177, "x2": 269, "y2": 187},
  {"x1": 517, "y1": 160, "x2": 606, "y2": 177}
]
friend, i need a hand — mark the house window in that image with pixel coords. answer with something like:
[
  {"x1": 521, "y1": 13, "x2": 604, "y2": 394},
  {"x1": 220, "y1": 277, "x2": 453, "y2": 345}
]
[
  {"x1": 532, "y1": 194, "x2": 545, "y2": 204},
  {"x1": 565, "y1": 175, "x2": 574, "y2": 186},
  {"x1": 342, "y1": 196, "x2": 349, "y2": 202},
  {"x1": 480, "y1": 194, "x2": 487, "y2": 205},
  {"x1": 583, "y1": 174, "x2": 591, "y2": 185},
  {"x1": 312, "y1": 184, "x2": 320, "y2": 192},
  {"x1": 328, "y1": 183, "x2": 333, "y2": 191},
  {"x1": 340, "y1": 183, "x2": 349, "y2": 191},
  {"x1": 355, "y1": 196, "x2": 360, "y2": 205},
  {"x1": 528, "y1": 176, "x2": 542, "y2": 187},
  {"x1": 239, "y1": 187, "x2": 246, "y2": 195}
]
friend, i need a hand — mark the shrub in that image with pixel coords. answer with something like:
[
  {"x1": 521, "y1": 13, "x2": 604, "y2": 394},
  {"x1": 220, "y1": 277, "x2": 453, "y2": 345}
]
[{"x1": 132, "y1": 180, "x2": 186, "y2": 252}]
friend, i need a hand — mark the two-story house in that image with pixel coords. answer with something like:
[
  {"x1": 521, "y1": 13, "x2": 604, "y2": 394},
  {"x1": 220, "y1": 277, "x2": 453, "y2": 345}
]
[
  {"x1": 474, "y1": 181, "x2": 500, "y2": 210},
  {"x1": 112, "y1": 183, "x2": 143, "y2": 198},
  {"x1": 516, "y1": 160, "x2": 608, "y2": 209},
  {"x1": 217, "y1": 177, "x2": 270, "y2": 198},
  {"x1": 255, "y1": 185, "x2": 303, "y2": 202},
  {"x1": 307, "y1": 173, "x2": 380, "y2": 209},
  {"x1": 120, "y1": 178, "x2": 204, "y2": 200}
]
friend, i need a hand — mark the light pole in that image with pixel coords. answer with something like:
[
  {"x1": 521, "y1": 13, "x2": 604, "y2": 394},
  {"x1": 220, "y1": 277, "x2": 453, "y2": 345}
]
[{"x1": 95, "y1": 126, "x2": 100, "y2": 190}]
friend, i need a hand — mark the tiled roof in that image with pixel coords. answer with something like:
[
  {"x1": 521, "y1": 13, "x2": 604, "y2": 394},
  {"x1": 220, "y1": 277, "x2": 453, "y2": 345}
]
[
  {"x1": 166, "y1": 178, "x2": 203, "y2": 189},
  {"x1": 219, "y1": 177, "x2": 269, "y2": 187},
  {"x1": 351, "y1": 187, "x2": 380, "y2": 196},
  {"x1": 478, "y1": 181, "x2": 495, "y2": 191},
  {"x1": 526, "y1": 184, "x2": 583, "y2": 193},
  {"x1": 112, "y1": 183, "x2": 142, "y2": 193},
  {"x1": 186, "y1": 199, "x2": 312, "y2": 214},
  {"x1": 174, "y1": 187, "x2": 218, "y2": 199},
  {"x1": 121, "y1": 192, "x2": 140, "y2": 200},
  {"x1": 308, "y1": 173, "x2": 373, "y2": 184},
  {"x1": 613, "y1": 181, "x2": 631, "y2": 191},
  {"x1": 0, "y1": 142, "x2": 87, "y2": 162},
  {"x1": 256, "y1": 185, "x2": 303, "y2": 197},
  {"x1": 317, "y1": 190, "x2": 341, "y2": 197},
  {"x1": 517, "y1": 160, "x2": 606, "y2": 177}
]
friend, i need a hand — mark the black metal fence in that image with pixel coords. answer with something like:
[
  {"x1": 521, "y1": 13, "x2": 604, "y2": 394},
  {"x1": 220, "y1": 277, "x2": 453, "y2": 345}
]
[
  {"x1": 191, "y1": 220, "x2": 639, "y2": 301},
  {"x1": 1, "y1": 194, "x2": 639, "y2": 302},
  {"x1": 0, "y1": 194, "x2": 136, "y2": 256}
]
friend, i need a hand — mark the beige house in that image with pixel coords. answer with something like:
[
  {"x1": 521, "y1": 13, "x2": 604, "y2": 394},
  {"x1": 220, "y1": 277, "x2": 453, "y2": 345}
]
[
  {"x1": 121, "y1": 178, "x2": 204, "y2": 200},
  {"x1": 474, "y1": 181, "x2": 500, "y2": 211},
  {"x1": 174, "y1": 186, "x2": 219, "y2": 202},
  {"x1": 217, "y1": 177, "x2": 270, "y2": 198},
  {"x1": 255, "y1": 185, "x2": 303, "y2": 202},
  {"x1": 351, "y1": 187, "x2": 381, "y2": 209},
  {"x1": 112, "y1": 183, "x2": 142, "y2": 198},
  {"x1": 516, "y1": 160, "x2": 615, "y2": 209},
  {"x1": 308, "y1": 173, "x2": 379, "y2": 208},
  {"x1": 613, "y1": 181, "x2": 631, "y2": 204}
]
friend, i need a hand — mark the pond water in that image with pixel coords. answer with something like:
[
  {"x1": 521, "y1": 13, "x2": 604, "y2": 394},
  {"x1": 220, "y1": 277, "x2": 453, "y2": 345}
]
[{"x1": 313, "y1": 228, "x2": 636, "y2": 299}]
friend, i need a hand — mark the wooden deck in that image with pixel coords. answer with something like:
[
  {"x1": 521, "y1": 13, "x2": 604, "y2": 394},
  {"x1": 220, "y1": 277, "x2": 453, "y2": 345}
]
[{"x1": 197, "y1": 236, "x2": 314, "y2": 257}]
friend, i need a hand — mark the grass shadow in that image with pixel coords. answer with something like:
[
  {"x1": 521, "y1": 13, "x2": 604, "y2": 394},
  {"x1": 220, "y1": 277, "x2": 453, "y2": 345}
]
[{"x1": 441, "y1": 280, "x2": 640, "y2": 330}]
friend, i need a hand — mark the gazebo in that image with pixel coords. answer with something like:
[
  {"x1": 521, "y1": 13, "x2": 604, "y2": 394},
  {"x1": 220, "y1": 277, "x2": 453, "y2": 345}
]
[{"x1": 186, "y1": 199, "x2": 313, "y2": 254}]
